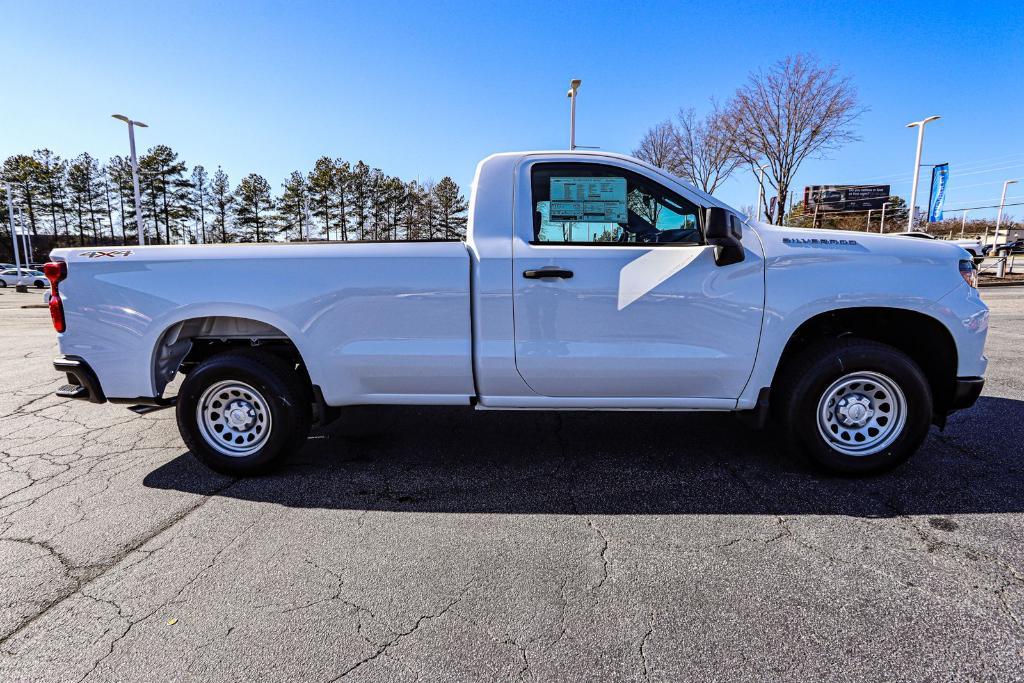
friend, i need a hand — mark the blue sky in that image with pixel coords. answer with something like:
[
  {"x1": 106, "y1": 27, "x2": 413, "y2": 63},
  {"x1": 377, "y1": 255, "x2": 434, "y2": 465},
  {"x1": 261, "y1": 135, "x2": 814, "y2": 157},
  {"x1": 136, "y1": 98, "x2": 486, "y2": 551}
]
[{"x1": 3, "y1": 0, "x2": 1023, "y2": 220}]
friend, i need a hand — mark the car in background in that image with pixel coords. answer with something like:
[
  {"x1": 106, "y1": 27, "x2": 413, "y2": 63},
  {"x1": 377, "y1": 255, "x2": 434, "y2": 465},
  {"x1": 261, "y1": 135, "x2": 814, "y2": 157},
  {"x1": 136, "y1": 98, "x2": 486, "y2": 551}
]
[
  {"x1": 0, "y1": 268, "x2": 48, "y2": 288},
  {"x1": 981, "y1": 239, "x2": 1024, "y2": 257},
  {"x1": 888, "y1": 231, "x2": 983, "y2": 259}
]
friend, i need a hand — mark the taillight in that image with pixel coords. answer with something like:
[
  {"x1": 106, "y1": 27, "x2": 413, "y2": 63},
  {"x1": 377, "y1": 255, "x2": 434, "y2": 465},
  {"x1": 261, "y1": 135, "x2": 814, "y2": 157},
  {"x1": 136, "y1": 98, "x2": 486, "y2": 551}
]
[
  {"x1": 959, "y1": 259, "x2": 978, "y2": 289},
  {"x1": 43, "y1": 261, "x2": 67, "y2": 333}
]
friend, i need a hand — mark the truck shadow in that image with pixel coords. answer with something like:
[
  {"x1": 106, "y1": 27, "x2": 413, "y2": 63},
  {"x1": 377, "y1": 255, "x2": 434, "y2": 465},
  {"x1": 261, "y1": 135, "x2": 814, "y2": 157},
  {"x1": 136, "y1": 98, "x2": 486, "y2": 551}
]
[{"x1": 144, "y1": 396, "x2": 1024, "y2": 517}]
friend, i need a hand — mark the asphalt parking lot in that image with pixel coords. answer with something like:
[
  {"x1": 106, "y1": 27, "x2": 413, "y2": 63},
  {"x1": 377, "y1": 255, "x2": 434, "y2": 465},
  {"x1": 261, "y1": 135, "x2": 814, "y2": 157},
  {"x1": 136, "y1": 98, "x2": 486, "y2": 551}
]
[{"x1": 1, "y1": 287, "x2": 1022, "y2": 682}]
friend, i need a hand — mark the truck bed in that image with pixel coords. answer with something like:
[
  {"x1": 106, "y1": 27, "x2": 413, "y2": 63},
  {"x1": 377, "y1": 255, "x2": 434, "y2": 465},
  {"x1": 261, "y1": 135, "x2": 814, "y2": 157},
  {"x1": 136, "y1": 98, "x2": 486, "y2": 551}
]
[{"x1": 51, "y1": 241, "x2": 475, "y2": 406}]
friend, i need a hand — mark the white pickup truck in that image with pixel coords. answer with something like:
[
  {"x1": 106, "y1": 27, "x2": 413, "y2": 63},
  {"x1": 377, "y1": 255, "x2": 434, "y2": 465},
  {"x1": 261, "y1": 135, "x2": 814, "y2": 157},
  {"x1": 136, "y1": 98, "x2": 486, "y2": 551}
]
[{"x1": 44, "y1": 151, "x2": 988, "y2": 476}]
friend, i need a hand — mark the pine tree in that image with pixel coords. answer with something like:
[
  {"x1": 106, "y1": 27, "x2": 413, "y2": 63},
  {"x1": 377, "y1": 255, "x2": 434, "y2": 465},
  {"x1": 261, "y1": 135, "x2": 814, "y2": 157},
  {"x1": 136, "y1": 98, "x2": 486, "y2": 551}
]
[
  {"x1": 100, "y1": 165, "x2": 117, "y2": 242},
  {"x1": 402, "y1": 180, "x2": 425, "y2": 240},
  {"x1": 346, "y1": 161, "x2": 371, "y2": 240},
  {"x1": 307, "y1": 157, "x2": 339, "y2": 240},
  {"x1": 191, "y1": 165, "x2": 209, "y2": 244},
  {"x1": 381, "y1": 176, "x2": 407, "y2": 240},
  {"x1": 419, "y1": 179, "x2": 438, "y2": 240},
  {"x1": 67, "y1": 154, "x2": 102, "y2": 245},
  {"x1": 432, "y1": 176, "x2": 468, "y2": 240},
  {"x1": 233, "y1": 174, "x2": 274, "y2": 242},
  {"x1": 107, "y1": 156, "x2": 135, "y2": 242},
  {"x1": 334, "y1": 159, "x2": 350, "y2": 241},
  {"x1": 2, "y1": 155, "x2": 44, "y2": 238},
  {"x1": 209, "y1": 167, "x2": 234, "y2": 243},
  {"x1": 33, "y1": 150, "x2": 70, "y2": 241},
  {"x1": 277, "y1": 170, "x2": 309, "y2": 240},
  {"x1": 140, "y1": 145, "x2": 191, "y2": 243},
  {"x1": 367, "y1": 168, "x2": 387, "y2": 240}
]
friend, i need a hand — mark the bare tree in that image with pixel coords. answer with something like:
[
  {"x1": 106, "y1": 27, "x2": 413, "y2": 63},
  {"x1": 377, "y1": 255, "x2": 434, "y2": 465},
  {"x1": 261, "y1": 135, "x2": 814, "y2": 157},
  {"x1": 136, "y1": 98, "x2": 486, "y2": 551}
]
[
  {"x1": 672, "y1": 107, "x2": 742, "y2": 195},
  {"x1": 725, "y1": 53, "x2": 863, "y2": 224},
  {"x1": 633, "y1": 120, "x2": 677, "y2": 170},
  {"x1": 634, "y1": 107, "x2": 740, "y2": 194}
]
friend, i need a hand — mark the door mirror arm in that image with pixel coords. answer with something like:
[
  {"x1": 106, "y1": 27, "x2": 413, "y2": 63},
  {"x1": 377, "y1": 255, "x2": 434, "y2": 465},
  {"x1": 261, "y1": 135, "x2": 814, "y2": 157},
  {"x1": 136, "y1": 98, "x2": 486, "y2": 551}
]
[{"x1": 704, "y1": 207, "x2": 745, "y2": 266}]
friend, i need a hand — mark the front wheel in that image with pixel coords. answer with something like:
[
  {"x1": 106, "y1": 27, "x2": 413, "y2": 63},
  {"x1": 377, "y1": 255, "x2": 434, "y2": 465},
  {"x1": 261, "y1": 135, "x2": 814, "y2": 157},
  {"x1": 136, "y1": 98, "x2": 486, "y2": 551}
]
[
  {"x1": 176, "y1": 350, "x2": 312, "y2": 476},
  {"x1": 777, "y1": 339, "x2": 933, "y2": 475}
]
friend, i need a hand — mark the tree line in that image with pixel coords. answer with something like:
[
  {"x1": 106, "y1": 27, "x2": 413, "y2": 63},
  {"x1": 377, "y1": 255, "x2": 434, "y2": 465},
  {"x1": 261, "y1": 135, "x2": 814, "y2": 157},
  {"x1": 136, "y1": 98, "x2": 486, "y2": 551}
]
[{"x1": 0, "y1": 149, "x2": 468, "y2": 251}]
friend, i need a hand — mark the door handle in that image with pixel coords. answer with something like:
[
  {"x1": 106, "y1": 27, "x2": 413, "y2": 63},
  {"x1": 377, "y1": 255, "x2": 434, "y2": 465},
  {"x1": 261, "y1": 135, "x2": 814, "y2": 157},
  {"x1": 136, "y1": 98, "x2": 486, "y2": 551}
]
[{"x1": 523, "y1": 269, "x2": 573, "y2": 279}]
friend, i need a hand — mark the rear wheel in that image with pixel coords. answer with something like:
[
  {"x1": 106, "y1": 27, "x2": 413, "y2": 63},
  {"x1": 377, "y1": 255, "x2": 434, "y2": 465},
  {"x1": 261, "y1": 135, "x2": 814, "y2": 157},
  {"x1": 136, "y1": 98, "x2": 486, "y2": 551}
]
[
  {"x1": 33, "y1": 279, "x2": 46, "y2": 288},
  {"x1": 0, "y1": 279, "x2": 7, "y2": 288},
  {"x1": 176, "y1": 350, "x2": 312, "y2": 476},
  {"x1": 776, "y1": 339, "x2": 932, "y2": 475}
]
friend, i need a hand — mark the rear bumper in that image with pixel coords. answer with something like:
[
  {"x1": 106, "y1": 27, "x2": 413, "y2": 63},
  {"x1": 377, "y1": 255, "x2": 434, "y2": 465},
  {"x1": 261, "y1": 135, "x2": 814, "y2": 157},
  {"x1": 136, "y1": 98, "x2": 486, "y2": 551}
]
[
  {"x1": 53, "y1": 356, "x2": 106, "y2": 404},
  {"x1": 950, "y1": 376, "x2": 984, "y2": 411}
]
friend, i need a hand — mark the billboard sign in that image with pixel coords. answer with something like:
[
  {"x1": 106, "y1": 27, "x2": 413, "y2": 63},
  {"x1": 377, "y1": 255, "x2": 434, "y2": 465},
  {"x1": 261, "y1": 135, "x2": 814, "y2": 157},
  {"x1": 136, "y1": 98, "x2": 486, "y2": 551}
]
[{"x1": 804, "y1": 184, "x2": 890, "y2": 212}]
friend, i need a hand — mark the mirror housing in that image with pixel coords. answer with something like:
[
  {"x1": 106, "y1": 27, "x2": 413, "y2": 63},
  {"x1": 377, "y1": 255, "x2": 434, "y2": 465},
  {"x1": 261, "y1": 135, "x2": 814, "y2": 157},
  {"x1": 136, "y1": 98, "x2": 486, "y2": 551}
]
[{"x1": 704, "y1": 207, "x2": 745, "y2": 266}]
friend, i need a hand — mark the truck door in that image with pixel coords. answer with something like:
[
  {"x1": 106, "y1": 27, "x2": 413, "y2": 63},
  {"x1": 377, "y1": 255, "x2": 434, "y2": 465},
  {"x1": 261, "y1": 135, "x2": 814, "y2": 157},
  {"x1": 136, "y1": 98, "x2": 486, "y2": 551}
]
[{"x1": 512, "y1": 159, "x2": 764, "y2": 399}]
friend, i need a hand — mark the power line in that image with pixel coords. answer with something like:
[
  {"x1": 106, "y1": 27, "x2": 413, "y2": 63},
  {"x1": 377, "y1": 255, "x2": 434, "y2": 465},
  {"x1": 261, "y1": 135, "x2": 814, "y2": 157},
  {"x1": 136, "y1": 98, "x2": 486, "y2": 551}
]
[
  {"x1": 941, "y1": 200, "x2": 1024, "y2": 212},
  {"x1": 841, "y1": 152, "x2": 1024, "y2": 185}
]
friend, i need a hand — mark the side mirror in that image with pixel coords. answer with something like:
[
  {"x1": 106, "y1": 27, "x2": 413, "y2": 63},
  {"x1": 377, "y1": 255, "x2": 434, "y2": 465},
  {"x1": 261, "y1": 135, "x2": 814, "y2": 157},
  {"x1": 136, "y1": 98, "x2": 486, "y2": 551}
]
[{"x1": 704, "y1": 207, "x2": 744, "y2": 266}]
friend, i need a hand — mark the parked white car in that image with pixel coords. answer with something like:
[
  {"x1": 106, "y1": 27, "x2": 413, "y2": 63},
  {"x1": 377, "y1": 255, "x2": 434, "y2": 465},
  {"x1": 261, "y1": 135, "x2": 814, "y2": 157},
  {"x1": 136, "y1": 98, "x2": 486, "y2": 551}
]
[
  {"x1": 0, "y1": 268, "x2": 48, "y2": 288},
  {"x1": 44, "y1": 151, "x2": 988, "y2": 477}
]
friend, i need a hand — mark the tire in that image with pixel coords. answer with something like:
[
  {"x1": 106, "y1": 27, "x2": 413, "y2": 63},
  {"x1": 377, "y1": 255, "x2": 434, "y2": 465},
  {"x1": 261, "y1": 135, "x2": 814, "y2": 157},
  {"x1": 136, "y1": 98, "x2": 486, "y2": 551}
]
[
  {"x1": 176, "y1": 350, "x2": 312, "y2": 476},
  {"x1": 0, "y1": 279, "x2": 6, "y2": 288},
  {"x1": 34, "y1": 280, "x2": 46, "y2": 289},
  {"x1": 776, "y1": 338, "x2": 932, "y2": 475}
]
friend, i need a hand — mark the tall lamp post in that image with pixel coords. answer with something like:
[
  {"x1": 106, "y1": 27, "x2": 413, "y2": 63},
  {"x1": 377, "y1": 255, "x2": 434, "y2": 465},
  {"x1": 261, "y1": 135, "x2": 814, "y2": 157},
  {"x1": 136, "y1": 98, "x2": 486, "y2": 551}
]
[
  {"x1": 994, "y1": 179, "x2": 1018, "y2": 277},
  {"x1": 879, "y1": 201, "x2": 892, "y2": 233},
  {"x1": 112, "y1": 114, "x2": 148, "y2": 246},
  {"x1": 5, "y1": 184, "x2": 23, "y2": 277},
  {"x1": 905, "y1": 115, "x2": 940, "y2": 231},
  {"x1": 567, "y1": 79, "x2": 581, "y2": 150},
  {"x1": 755, "y1": 163, "x2": 769, "y2": 222}
]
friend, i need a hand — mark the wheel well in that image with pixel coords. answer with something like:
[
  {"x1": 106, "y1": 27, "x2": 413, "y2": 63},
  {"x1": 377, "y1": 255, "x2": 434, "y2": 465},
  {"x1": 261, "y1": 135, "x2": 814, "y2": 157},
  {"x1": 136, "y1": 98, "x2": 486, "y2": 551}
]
[
  {"x1": 153, "y1": 316, "x2": 312, "y2": 398},
  {"x1": 775, "y1": 307, "x2": 959, "y2": 415}
]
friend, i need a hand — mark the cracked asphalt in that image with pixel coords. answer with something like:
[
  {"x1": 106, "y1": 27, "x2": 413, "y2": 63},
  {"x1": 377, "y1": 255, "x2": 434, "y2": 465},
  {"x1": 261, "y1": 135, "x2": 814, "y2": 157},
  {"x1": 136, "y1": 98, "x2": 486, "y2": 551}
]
[{"x1": 1, "y1": 286, "x2": 1023, "y2": 681}]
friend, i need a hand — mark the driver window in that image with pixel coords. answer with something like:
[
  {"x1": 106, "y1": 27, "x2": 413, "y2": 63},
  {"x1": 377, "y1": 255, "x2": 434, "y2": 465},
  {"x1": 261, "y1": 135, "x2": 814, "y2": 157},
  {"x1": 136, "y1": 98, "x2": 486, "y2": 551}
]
[{"x1": 531, "y1": 163, "x2": 703, "y2": 245}]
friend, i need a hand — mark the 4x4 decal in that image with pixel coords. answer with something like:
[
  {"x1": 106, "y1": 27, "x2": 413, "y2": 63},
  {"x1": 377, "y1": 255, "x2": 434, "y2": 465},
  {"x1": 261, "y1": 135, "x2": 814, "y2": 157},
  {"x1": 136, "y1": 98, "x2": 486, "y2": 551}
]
[{"x1": 79, "y1": 249, "x2": 134, "y2": 258}]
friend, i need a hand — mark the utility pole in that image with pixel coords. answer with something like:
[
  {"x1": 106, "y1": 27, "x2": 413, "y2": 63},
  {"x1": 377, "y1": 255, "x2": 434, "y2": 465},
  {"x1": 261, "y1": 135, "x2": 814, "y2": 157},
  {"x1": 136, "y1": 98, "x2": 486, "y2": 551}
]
[
  {"x1": 866, "y1": 209, "x2": 874, "y2": 231},
  {"x1": 905, "y1": 115, "x2": 940, "y2": 231},
  {"x1": 960, "y1": 209, "x2": 968, "y2": 238},
  {"x1": 994, "y1": 179, "x2": 1018, "y2": 277},
  {"x1": 112, "y1": 114, "x2": 149, "y2": 246},
  {"x1": 567, "y1": 79, "x2": 581, "y2": 150}
]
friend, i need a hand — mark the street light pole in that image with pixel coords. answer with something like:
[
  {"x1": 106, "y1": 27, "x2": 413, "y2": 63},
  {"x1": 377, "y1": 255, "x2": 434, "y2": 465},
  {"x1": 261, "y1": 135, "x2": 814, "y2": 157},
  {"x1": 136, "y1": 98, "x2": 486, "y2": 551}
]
[
  {"x1": 112, "y1": 114, "x2": 148, "y2": 246},
  {"x1": 866, "y1": 209, "x2": 874, "y2": 231},
  {"x1": 994, "y1": 179, "x2": 1018, "y2": 277},
  {"x1": 960, "y1": 209, "x2": 969, "y2": 238},
  {"x1": 5, "y1": 184, "x2": 23, "y2": 277},
  {"x1": 566, "y1": 79, "x2": 581, "y2": 151},
  {"x1": 879, "y1": 201, "x2": 892, "y2": 233},
  {"x1": 905, "y1": 116, "x2": 940, "y2": 231},
  {"x1": 755, "y1": 164, "x2": 769, "y2": 222},
  {"x1": 17, "y1": 207, "x2": 31, "y2": 266}
]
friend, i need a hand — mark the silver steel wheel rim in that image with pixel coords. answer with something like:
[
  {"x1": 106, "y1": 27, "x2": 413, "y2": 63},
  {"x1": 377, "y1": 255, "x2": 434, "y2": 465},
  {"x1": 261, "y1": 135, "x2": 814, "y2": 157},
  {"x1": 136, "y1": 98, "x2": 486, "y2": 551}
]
[
  {"x1": 196, "y1": 380, "x2": 272, "y2": 457},
  {"x1": 816, "y1": 371, "x2": 907, "y2": 457}
]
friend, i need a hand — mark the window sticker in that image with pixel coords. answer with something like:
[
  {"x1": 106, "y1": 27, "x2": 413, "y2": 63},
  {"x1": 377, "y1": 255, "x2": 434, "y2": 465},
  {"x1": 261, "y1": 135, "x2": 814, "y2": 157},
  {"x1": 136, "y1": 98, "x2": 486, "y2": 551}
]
[{"x1": 549, "y1": 177, "x2": 627, "y2": 223}]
